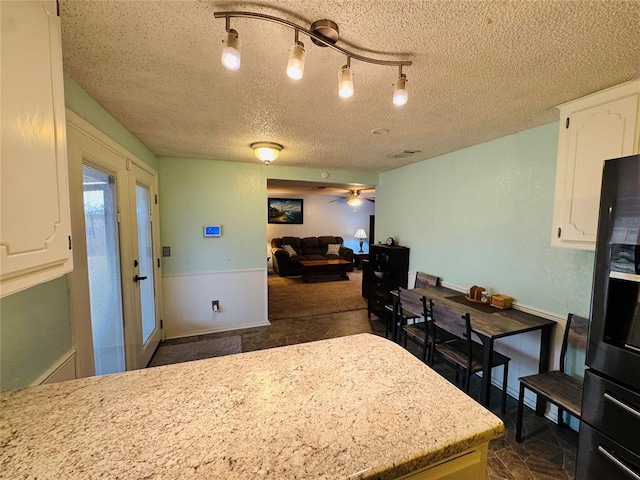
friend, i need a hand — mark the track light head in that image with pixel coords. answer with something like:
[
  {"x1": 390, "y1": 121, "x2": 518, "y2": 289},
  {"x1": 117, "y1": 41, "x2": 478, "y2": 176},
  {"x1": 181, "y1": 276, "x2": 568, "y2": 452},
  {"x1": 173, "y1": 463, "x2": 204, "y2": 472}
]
[
  {"x1": 393, "y1": 73, "x2": 408, "y2": 106},
  {"x1": 221, "y1": 29, "x2": 241, "y2": 70},
  {"x1": 287, "y1": 41, "x2": 306, "y2": 80},
  {"x1": 338, "y1": 65, "x2": 354, "y2": 98}
]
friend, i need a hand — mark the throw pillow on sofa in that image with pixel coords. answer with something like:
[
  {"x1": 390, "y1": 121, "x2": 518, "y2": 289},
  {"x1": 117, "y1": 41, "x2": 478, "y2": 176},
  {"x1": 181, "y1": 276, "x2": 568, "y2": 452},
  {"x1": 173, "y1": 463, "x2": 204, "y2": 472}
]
[
  {"x1": 283, "y1": 244, "x2": 297, "y2": 257},
  {"x1": 326, "y1": 244, "x2": 341, "y2": 255}
]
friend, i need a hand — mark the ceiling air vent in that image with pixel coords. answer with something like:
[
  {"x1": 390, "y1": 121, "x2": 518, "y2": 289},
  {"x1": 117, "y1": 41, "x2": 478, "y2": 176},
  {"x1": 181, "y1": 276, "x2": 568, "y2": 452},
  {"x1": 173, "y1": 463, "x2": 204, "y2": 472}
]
[{"x1": 386, "y1": 149, "x2": 422, "y2": 159}]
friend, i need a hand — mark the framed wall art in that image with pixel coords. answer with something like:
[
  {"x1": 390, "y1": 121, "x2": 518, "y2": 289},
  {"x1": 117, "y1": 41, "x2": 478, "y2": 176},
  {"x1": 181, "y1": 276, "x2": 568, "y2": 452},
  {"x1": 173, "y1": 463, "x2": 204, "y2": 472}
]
[{"x1": 268, "y1": 198, "x2": 303, "y2": 224}]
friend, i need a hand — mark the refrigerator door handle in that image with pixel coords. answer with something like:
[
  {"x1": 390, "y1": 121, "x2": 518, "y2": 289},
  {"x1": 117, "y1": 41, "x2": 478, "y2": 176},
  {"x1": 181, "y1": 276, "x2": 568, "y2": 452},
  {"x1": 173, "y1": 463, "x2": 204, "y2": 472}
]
[
  {"x1": 598, "y1": 446, "x2": 640, "y2": 480},
  {"x1": 604, "y1": 392, "x2": 640, "y2": 420}
]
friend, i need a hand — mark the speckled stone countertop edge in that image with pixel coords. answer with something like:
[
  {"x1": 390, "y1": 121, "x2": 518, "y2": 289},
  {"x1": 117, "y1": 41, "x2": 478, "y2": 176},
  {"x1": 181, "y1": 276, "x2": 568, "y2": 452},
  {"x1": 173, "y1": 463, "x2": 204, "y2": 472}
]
[{"x1": 0, "y1": 334, "x2": 505, "y2": 480}]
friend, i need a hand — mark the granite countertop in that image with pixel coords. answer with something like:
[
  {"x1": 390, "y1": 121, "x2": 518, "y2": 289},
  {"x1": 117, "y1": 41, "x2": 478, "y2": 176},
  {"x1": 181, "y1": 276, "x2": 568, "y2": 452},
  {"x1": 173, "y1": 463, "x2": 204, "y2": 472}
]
[{"x1": 0, "y1": 334, "x2": 504, "y2": 479}]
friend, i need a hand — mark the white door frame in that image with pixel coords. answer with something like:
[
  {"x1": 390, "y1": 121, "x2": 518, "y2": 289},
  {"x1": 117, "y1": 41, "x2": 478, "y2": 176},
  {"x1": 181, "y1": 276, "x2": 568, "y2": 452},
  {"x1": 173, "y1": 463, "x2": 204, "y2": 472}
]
[{"x1": 67, "y1": 110, "x2": 163, "y2": 377}]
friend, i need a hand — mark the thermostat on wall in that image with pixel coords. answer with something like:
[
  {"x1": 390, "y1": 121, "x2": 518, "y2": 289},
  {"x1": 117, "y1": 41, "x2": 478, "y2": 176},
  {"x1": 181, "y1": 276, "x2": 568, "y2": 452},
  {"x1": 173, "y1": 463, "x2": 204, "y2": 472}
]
[{"x1": 203, "y1": 225, "x2": 221, "y2": 237}]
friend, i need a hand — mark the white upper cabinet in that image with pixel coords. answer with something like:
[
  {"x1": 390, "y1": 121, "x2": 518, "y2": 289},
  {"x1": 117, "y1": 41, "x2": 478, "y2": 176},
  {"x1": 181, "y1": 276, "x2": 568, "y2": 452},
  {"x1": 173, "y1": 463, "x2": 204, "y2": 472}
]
[
  {"x1": 551, "y1": 80, "x2": 640, "y2": 250},
  {"x1": 0, "y1": 1, "x2": 73, "y2": 297}
]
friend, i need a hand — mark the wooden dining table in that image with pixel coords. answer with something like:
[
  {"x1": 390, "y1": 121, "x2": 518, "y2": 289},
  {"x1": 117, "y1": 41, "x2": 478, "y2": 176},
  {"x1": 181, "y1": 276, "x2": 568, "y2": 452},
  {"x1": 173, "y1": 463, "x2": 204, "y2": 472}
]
[{"x1": 392, "y1": 285, "x2": 557, "y2": 414}]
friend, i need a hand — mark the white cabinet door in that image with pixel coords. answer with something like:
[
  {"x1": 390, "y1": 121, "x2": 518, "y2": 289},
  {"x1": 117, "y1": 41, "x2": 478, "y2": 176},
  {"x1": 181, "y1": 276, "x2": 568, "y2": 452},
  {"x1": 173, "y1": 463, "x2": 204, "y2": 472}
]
[
  {"x1": 0, "y1": 0, "x2": 72, "y2": 297},
  {"x1": 551, "y1": 80, "x2": 640, "y2": 250}
]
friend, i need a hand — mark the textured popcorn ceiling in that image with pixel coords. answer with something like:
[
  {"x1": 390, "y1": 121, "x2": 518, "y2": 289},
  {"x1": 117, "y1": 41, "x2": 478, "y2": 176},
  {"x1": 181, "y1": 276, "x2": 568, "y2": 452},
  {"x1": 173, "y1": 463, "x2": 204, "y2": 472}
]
[{"x1": 60, "y1": 0, "x2": 640, "y2": 173}]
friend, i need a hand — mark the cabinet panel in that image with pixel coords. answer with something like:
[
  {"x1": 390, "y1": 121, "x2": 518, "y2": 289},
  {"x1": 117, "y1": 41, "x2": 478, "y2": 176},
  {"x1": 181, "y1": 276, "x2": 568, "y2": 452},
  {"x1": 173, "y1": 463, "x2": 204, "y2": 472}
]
[
  {"x1": 552, "y1": 80, "x2": 640, "y2": 250},
  {"x1": 396, "y1": 446, "x2": 486, "y2": 480},
  {"x1": 366, "y1": 245, "x2": 409, "y2": 319},
  {"x1": 0, "y1": 1, "x2": 72, "y2": 297}
]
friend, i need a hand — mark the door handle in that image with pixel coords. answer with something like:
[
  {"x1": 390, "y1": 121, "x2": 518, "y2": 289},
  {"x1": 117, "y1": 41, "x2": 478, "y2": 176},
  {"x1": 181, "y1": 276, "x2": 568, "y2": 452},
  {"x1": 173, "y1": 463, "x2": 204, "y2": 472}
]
[{"x1": 134, "y1": 274, "x2": 148, "y2": 283}]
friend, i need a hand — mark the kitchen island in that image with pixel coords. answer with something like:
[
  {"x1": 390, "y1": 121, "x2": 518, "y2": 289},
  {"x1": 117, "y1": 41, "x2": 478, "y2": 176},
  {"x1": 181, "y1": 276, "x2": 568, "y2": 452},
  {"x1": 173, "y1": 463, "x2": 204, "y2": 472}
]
[{"x1": 0, "y1": 334, "x2": 504, "y2": 479}]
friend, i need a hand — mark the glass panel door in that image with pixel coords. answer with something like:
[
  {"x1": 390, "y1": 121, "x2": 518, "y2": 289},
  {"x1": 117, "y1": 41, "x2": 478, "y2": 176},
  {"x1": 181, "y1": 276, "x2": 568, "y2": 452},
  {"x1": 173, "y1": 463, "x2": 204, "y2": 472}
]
[
  {"x1": 130, "y1": 163, "x2": 161, "y2": 368},
  {"x1": 135, "y1": 183, "x2": 155, "y2": 345},
  {"x1": 82, "y1": 164, "x2": 125, "y2": 375}
]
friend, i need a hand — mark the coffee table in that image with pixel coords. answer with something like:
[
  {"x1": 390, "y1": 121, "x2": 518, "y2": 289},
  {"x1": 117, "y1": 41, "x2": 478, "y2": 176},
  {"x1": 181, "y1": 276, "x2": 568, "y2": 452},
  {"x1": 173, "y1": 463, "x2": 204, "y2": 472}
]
[{"x1": 299, "y1": 259, "x2": 351, "y2": 283}]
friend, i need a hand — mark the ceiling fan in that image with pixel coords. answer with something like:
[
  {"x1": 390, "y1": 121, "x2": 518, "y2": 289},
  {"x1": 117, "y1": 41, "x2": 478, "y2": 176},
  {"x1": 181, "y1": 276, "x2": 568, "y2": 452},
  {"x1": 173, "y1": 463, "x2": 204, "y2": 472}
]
[{"x1": 330, "y1": 189, "x2": 375, "y2": 206}]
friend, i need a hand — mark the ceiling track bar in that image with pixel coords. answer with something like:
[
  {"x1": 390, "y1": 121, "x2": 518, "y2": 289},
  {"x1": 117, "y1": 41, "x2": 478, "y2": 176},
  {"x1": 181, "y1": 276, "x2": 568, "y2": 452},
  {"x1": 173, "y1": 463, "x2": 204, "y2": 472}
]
[{"x1": 214, "y1": 11, "x2": 412, "y2": 68}]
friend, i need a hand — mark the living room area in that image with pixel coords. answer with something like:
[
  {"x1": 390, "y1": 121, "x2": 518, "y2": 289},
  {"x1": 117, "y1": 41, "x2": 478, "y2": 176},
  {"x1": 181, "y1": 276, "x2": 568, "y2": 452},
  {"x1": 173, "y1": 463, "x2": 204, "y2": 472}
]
[{"x1": 266, "y1": 179, "x2": 375, "y2": 325}]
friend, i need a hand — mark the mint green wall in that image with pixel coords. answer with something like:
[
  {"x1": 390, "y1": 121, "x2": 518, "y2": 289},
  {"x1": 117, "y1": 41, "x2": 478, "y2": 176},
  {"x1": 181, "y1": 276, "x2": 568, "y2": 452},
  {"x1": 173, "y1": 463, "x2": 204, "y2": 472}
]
[
  {"x1": 63, "y1": 73, "x2": 158, "y2": 170},
  {"x1": 158, "y1": 157, "x2": 378, "y2": 275},
  {"x1": 376, "y1": 122, "x2": 594, "y2": 318},
  {"x1": 0, "y1": 277, "x2": 72, "y2": 391}
]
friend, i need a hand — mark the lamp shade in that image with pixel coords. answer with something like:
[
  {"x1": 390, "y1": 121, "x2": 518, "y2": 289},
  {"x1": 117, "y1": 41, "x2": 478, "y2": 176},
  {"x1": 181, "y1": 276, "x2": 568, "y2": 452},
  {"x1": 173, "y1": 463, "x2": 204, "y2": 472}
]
[
  {"x1": 354, "y1": 228, "x2": 367, "y2": 239},
  {"x1": 251, "y1": 142, "x2": 283, "y2": 163}
]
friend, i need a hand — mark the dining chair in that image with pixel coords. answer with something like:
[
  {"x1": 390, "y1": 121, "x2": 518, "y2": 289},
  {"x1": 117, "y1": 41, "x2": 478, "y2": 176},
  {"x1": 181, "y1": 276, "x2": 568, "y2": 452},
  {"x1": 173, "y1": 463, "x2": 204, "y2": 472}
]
[
  {"x1": 430, "y1": 300, "x2": 511, "y2": 414},
  {"x1": 414, "y1": 271, "x2": 440, "y2": 289},
  {"x1": 515, "y1": 312, "x2": 588, "y2": 442},
  {"x1": 384, "y1": 294, "x2": 420, "y2": 342},
  {"x1": 397, "y1": 287, "x2": 429, "y2": 361}
]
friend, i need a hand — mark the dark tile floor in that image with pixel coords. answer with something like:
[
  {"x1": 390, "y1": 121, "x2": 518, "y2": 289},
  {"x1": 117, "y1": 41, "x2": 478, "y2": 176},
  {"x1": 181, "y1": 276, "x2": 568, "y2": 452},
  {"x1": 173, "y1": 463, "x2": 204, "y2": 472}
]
[{"x1": 154, "y1": 308, "x2": 578, "y2": 479}]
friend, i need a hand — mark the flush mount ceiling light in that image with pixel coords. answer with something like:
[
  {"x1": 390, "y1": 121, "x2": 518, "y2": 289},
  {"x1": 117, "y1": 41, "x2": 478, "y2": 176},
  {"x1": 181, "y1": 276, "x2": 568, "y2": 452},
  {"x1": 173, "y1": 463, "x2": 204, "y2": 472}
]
[
  {"x1": 215, "y1": 11, "x2": 412, "y2": 105},
  {"x1": 251, "y1": 142, "x2": 283, "y2": 164}
]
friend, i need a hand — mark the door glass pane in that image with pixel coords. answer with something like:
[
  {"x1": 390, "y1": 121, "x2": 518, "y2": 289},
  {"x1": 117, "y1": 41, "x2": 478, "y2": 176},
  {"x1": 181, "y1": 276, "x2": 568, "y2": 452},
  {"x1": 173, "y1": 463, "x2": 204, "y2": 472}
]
[
  {"x1": 82, "y1": 165, "x2": 125, "y2": 375},
  {"x1": 136, "y1": 184, "x2": 156, "y2": 344}
]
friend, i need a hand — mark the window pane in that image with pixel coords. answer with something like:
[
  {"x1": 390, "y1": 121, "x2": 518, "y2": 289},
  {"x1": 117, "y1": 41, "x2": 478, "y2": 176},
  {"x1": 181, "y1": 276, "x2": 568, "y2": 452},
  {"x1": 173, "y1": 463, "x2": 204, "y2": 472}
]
[{"x1": 83, "y1": 165, "x2": 125, "y2": 375}]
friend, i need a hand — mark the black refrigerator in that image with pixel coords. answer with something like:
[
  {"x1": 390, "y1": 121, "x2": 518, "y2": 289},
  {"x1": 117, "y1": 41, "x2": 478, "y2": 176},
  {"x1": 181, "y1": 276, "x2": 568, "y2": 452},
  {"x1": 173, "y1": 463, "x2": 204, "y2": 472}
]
[{"x1": 577, "y1": 154, "x2": 640, "y2": 479}]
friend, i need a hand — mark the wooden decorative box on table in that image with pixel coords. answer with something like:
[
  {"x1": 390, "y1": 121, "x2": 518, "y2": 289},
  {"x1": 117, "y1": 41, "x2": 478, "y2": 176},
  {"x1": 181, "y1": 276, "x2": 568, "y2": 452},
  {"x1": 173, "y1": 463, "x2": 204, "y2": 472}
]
[{"x1": 490, "y1": 294, "x2": 513, "y2": 309}]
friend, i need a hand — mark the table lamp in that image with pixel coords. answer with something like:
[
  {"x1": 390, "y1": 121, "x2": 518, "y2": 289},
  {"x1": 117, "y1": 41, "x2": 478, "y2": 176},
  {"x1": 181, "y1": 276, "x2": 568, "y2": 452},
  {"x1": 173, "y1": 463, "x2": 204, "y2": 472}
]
[{"x1": 354, "y1": 228, "x2": 367, "y2": 253}]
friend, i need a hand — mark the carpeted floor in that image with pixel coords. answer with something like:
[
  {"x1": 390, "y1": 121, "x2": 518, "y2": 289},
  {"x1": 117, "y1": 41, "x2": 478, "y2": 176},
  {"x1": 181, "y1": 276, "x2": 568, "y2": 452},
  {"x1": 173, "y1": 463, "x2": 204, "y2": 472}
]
[
  {"x1": 147, "y1": 335, "x2": 242, "y2": 367},
  {"x1": 268, "y1": 270, "x2": 367, "y2": 320}
]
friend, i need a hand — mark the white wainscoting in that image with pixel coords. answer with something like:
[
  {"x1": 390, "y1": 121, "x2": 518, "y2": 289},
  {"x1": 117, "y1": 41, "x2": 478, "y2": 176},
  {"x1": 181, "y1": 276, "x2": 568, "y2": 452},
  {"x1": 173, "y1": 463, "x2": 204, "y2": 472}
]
[
  {"x1": 162, "y1": 269, "x2": 269, "y2": 339},
  {"x1": 32, "y1": 349, "x2": 77, "y2": 386}
]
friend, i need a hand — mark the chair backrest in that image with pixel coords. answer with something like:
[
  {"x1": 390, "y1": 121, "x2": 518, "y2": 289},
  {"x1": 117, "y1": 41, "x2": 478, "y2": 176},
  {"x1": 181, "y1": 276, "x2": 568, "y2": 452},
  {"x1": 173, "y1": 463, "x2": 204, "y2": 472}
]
[
  {"x1": 430, "y1": 300, "x2": 469, "y2": 340},
  {"x1": 398, "y1": 287, "x2": 425, "y2": 318},
  {"x1": 415, "y1": 272, "x2": 440, "y2": 289},
  {"x1": 559, "y1": 313, "x2": 589, "y2": 373}
]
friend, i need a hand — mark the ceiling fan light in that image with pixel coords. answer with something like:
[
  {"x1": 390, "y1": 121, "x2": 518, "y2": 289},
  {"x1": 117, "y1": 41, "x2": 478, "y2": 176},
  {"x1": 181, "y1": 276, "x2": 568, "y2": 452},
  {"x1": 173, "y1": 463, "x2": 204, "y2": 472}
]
[
  {"x1": 393, "y1": 74, "x2": 408, "y2": 106},
  {"x1": 251, "y1": 142, "x2": 283, "y2": 163},
  {"x1": 221, "y1": 29, "x2": 241, "y2": 70},
  {"x1": 338, "y1": 65, "x2": 354, "y2": 98},
  {"x1": 347, "y1": 196, "x2": 362, "y2": 207},
  {"x1": 286, "y1": 41, "x2": 306, "y2": 80}
]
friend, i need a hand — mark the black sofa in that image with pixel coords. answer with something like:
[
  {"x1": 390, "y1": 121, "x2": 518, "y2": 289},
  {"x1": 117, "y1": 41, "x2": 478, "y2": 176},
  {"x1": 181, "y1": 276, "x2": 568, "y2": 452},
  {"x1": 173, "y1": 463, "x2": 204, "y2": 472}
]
[{"x1": 271, "y1": 236, "x2": 354, "y2": 277}]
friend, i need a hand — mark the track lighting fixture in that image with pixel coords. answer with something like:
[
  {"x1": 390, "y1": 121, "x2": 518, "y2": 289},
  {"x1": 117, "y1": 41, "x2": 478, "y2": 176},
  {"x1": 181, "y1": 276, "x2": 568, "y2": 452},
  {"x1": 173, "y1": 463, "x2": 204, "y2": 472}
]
[{"x1": 215, "y1": 11, "x2": 412, "y2": 105}]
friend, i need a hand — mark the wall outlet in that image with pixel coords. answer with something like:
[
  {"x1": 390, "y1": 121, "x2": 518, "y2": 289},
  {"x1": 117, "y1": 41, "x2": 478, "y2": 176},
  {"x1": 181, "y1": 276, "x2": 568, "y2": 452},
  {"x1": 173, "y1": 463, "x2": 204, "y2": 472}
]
[{"x1": 212, "y1": 300, "x2": 220, "y2": 313}]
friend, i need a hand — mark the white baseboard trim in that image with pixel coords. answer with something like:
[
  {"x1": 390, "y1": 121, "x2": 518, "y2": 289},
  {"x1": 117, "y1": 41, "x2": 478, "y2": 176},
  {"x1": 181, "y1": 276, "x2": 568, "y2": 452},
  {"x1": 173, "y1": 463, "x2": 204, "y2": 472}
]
[
  {"x1": 32, "y1": 349, "x2": 77, "y2": 386},
  {"x1": 164, "y1": 320, "x2": 270, "y2": 340}
]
